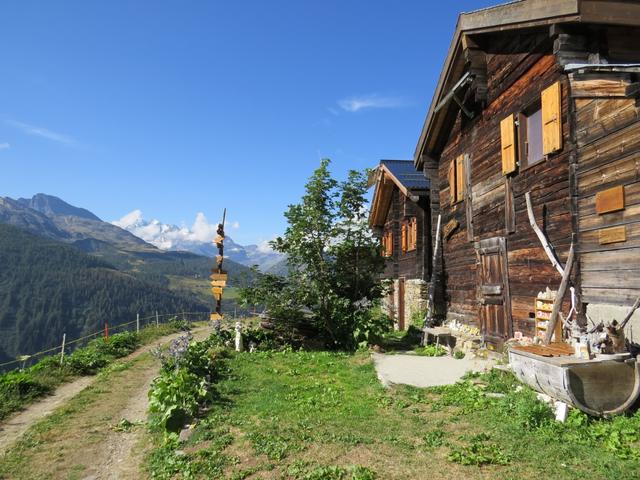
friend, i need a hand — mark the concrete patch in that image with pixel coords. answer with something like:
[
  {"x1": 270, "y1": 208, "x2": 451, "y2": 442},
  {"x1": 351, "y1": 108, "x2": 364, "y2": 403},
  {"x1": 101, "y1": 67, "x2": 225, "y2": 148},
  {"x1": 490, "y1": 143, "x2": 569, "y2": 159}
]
[{"x1": 372, "y1": 352, "x2": 496, "y2": 388}]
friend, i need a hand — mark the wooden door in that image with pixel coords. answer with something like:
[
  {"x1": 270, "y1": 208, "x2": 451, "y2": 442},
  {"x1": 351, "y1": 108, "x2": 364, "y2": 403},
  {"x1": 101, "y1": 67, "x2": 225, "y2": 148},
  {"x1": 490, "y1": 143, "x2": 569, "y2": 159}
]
[
  {"x1": 398, "y1": 278, "x2": 405, "y2": 330},
  {"x1": 475, "y1": 237, "x2": 512, "y2": 349}
]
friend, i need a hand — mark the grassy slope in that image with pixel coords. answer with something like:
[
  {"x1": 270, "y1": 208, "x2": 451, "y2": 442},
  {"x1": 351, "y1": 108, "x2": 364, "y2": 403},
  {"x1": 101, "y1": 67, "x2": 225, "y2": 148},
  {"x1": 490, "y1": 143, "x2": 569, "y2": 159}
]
[{"x1": 147, "y1": 351, "x2": 640, "y2": 480}]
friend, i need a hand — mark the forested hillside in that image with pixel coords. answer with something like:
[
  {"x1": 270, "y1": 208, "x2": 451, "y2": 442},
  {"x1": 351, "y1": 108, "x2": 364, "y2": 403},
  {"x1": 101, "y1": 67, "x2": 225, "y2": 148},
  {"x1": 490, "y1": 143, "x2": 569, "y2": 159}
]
[{"x1": 0, "y1": 224, "x2": 208, "y2": 363}]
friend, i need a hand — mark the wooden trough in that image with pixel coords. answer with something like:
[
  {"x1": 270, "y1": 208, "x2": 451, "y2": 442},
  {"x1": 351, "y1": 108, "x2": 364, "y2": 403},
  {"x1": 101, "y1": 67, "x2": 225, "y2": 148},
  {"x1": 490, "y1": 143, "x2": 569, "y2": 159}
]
[{"x1": 509, "y1": 346, "x2": 640, "y2": 417}]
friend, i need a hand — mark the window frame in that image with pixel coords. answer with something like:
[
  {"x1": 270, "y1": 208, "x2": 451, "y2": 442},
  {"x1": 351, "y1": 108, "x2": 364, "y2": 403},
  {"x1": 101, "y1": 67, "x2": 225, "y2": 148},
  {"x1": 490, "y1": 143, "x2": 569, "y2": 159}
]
[{"x1": 518, "y1": 100, "x2": 545, "y2": 171}]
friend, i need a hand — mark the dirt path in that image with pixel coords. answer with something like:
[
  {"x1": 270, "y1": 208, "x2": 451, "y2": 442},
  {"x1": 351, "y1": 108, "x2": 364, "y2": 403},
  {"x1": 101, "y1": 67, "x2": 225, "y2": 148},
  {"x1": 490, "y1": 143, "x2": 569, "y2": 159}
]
[{"x1": 0, "y1": 326, "x2": 211, "y2": 478}]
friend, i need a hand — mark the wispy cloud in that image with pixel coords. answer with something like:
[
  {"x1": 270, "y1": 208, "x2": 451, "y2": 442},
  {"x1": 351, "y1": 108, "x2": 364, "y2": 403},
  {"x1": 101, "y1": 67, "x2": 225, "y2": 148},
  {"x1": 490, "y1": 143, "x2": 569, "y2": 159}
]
[
  {"x1": 5, "y1": 119, "x2": 77, "y2": 146},
  {"x1": 0, "y1": 142, "x2": 9, "y2": 150},
  {"x1": 231, "y1": 221, "x2": 240, "y2": 229},
  {"x1": 337, "y1": 94, "x2": 411, "y2": 113}
]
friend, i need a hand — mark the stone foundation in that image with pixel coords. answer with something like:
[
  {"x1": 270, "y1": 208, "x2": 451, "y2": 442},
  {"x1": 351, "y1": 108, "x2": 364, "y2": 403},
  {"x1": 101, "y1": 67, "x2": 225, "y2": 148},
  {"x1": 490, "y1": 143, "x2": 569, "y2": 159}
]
[
  {"x1": 382, "y1": 278, "x2": 429, "y2": 330},
  {"x1": 586, "y1": 303, "x2": 640, "y2": 343}
]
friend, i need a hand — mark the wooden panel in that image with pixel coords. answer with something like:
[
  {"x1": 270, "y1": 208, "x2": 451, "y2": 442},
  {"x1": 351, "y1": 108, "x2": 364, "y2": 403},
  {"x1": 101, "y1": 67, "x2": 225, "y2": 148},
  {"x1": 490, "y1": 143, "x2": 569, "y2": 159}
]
[
  {"x1": 582, "y1": 287, "x2": 640, "y2": 305},
  {"x1": 448, "y1": 159, "x2": 456, "y2": 204},
  {"x1": 500, "y1": 114, "x2": 517, "y2": 175},
  {"x1": 464, "y1": 154, "x2": 474, "y2": 241},
  {"x1": 574, "y1": 98, "x2": 639, "y2": 149},
  {"x1": 456, "y1": 155, "x2": 465, "y2": 203},
  {"x1": 599, "y1": 226, "x2": 627, "y2": 245},
  {"x1": 570, "y1": 74, "x2": 633, "y2": 98},
  {"x1": 581, "y1": 249, "x2": 640, "y2": 272},
  {"x1": 541, "y1": 81, "x2": 562, "y2": 154},
  {"x1": 595, "y1": 185, "x2": 625, "y2": 214}
]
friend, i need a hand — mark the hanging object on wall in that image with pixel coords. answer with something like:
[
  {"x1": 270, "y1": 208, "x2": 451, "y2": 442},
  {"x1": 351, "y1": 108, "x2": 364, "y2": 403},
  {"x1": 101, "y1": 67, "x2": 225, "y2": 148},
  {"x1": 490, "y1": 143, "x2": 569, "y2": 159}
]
[{"x1": 210, "y1": 208, "x2": 228, "y2": 323}]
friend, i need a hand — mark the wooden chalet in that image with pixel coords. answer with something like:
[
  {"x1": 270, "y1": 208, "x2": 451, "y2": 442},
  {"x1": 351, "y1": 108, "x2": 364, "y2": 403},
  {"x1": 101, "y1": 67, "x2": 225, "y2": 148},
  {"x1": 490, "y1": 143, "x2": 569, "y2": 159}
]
[
  {"x1": 369, "y1": 160, "x2": 430, "y2": 330},
  {"x1": 414, "y1": 0, "x2": 640, "y2": 349}
]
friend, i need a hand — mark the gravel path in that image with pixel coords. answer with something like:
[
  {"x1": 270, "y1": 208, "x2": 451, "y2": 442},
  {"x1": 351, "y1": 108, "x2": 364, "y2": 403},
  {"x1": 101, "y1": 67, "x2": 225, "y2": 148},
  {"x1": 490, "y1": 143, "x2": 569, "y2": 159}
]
[
  {"x1": 372, "y1": 352, "x2": 496, "y2": 388},
  {"x1": 0, "y1": 326, "x2": 210, "y2": 458}
]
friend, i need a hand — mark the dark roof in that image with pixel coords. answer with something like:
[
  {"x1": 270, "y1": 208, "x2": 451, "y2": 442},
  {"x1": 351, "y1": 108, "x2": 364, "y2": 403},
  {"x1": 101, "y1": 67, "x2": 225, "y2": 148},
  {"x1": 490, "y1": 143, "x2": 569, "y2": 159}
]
[{"x1": 380, "y1": 160, "x2": 429, "y2": 191}]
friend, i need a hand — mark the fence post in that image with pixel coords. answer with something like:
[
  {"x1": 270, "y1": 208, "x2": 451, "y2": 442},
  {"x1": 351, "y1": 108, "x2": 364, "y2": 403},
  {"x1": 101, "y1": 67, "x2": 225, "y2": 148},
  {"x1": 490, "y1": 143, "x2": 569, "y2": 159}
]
[
  {"x1": 59, "y1": 333, "x2": 66, "y2": 365},
  {"x1": 136, "y1": 313, "x2": 140, "y2": 333},
  {"x1": 156, "y1": 310, "x2": 159, "y2": 327},
  {"x1": 105, "y1": 323, "x2": 109, "y2": 341}
]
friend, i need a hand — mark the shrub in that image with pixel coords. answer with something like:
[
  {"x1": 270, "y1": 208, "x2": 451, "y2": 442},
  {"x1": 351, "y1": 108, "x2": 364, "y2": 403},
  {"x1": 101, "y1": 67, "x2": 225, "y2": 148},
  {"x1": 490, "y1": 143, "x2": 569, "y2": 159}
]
[
  {"x1": 67, "y1": 347, "x2": 109, "y2": 375},
  {"x1": 414, "y1": 344, "x2": 447, "y2": 357}
]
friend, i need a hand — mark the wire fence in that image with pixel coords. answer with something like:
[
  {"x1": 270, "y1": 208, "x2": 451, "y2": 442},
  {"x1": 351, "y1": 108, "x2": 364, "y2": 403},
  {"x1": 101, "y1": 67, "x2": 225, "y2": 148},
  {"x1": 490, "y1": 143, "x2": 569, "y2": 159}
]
[{"x1": 0, "y1": 311, "x2": 215, "y2": 373}]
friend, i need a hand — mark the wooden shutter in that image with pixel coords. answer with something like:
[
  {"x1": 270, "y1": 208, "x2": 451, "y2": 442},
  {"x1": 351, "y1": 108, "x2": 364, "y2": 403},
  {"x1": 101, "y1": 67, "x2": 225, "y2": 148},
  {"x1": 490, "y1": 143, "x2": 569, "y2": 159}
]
[
  {"x1": 500, "y1": 114, "x2": 517, "y2": 175},
  {"x1": 542, "y1": 81, "x2": 562, "y2": 155},
  {"x1": 448, "y1": 159, "x2": 456, "y2": 204},
  {"x1": 456, "y1": 155, "x2": 465, "y2": 203},
  {"x1": 401, "y1": 222, "x2": 407, "y2": 253}
]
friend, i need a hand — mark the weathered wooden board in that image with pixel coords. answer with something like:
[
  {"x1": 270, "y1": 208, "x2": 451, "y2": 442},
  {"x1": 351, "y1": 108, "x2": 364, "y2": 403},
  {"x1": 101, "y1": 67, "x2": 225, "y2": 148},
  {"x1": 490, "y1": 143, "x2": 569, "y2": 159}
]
[{"x1": 595, "y1": 185, "x2": 625, "y2": 214}]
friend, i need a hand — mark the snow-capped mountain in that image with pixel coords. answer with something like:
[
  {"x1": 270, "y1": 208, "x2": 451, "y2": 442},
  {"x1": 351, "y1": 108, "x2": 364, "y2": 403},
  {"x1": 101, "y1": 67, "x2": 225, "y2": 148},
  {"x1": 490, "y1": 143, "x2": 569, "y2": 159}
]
[{"x1": 113, "y1": 210, "x2": 285, "y2": 271}]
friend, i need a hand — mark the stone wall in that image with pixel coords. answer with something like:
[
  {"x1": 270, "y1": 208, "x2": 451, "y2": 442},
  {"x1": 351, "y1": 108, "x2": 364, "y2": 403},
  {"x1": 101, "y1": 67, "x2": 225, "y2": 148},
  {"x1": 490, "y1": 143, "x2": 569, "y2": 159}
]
[
  {"x1": 586, "y1": 303, "x2": 640, "y2": 343},
  {"x1": 382, "y1": 278, "x2": 429, "y2": 330}
]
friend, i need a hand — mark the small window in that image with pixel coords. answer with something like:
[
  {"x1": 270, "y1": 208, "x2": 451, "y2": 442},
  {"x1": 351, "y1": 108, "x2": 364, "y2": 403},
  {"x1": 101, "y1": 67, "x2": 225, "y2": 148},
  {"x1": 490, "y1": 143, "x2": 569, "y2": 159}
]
[{"x1": 521, "y1": 104, "x2": 544, "y2": 168}]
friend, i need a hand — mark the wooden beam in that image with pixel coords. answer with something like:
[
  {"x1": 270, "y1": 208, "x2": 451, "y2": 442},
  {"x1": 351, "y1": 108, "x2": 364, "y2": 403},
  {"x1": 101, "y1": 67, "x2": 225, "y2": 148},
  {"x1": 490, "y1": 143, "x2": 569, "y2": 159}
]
[{"x1": 543, "y1": 239, "x2": 576, "y2": 346}]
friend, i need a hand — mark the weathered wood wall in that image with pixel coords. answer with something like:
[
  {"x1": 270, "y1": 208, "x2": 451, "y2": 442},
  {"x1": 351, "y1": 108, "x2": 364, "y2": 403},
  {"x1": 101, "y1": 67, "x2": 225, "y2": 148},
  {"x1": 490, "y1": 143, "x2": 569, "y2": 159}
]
[
  {"x1": 572, "y1": 72, "x2": 640, "y2": 306},
  {"x1": 438, "y1": 46, "x2": 573, "y2": 338},
  {"x1": 382, "y1": 188, "x2": 430, "y2": 281}
]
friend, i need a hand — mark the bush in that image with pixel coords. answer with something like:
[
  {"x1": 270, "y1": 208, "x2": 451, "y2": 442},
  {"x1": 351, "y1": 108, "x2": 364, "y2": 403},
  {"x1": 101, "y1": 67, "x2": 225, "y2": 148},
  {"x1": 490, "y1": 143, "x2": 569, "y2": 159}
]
[{"x1": 68, "y1": 347, "x2": 110, "y2": 375}]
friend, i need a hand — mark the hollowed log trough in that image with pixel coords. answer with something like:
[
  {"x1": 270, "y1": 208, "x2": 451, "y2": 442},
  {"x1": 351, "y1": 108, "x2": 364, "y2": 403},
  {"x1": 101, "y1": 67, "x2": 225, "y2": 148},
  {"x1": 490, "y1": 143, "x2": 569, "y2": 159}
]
[{"x1": 509, "y1": 348, "x2": 640, "y2": 417}]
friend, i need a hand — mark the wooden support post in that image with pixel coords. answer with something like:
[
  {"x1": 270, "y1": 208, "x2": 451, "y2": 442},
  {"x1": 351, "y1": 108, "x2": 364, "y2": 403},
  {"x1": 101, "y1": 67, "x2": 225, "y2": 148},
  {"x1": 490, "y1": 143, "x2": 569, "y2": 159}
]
[
  {"x1": 543, "y1": 240, "x2": 575, "y2": 346},
  {"x1": 156, "y1": 310, "x2": 159, "y2": 327},
  {"x1": 526, "y1": 192, "x2": 564, "y2": 276},
  {"x1": 60, "y1": 333, "x2": 66, "y2": 365},
  {"x1": 423, "y1": 214, "x2": 442, "y2": 331},
  {"x1": 104, "y1": 323, "x2": 109, "y2": 341},
  {"x1": 136, "y1": 313, "x2": 140, "y2": 333}
]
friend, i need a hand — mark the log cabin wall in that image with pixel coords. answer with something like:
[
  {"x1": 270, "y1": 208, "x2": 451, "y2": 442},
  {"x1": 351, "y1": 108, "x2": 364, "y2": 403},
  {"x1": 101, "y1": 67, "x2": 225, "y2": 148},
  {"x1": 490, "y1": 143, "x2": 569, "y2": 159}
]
[
  {"x1": 438, "y1": 40, "x2": 574, "y2": 342},
  {"x1": 382, "y1": 188, "x2": 429, "y2": 281},
  {"x1": 571, "y1": 64, "x2": 640, "y2": 313}
]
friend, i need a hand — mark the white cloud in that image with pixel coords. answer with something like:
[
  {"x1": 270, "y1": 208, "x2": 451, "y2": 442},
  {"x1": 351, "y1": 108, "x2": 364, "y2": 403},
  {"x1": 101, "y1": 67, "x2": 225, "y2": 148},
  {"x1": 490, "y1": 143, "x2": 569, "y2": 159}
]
[
  {"x1": 113, "y1": 210, "x2": 221, "y2": 249},
  {"x1": 256, "y1": 239, "x2": 274, "y2": 253},
  {"x1": 337, "y1": 94, "x2": 410, "y2": 113},
  {"x1": 231, "y1": 221, "x2": 240, "y2": 229},
  {"x1": 5, "y1": 119, "x2": 77, "y2": 146},
  {"x1": 0, "y1": 142, "x2": 9, "y2": 150}
]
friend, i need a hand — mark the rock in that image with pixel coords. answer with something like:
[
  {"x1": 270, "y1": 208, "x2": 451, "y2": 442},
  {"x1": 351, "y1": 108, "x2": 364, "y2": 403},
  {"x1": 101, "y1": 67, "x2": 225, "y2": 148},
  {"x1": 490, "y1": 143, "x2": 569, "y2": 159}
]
[{"x1": 179, "y1": 425, "x2": 194, "y2": 443}]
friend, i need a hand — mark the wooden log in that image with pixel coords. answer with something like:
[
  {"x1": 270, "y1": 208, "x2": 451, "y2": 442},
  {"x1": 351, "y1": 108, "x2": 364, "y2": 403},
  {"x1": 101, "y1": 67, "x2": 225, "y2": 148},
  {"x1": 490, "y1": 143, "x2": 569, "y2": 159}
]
[
  {"x1": 543, "y1": 240, "x2": 575, "y2": 346},
  {"x1": 525, "y1": 191, "x2": 564, "y2": 276}
]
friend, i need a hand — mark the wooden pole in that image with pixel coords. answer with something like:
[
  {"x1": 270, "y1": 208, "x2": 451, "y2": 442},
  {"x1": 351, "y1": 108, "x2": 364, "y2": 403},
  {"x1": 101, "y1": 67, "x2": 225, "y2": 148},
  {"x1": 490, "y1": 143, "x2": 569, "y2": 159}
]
[
  {"x1": 104, "y1": 323, "x2": 109, "y2": 341},
  {"x1": 423, "y1": 214, "x2": 442, "y2": 330},
  {"x1": 136, "y1": 313, "x2": 140, "y2": 333},
  {"x1": 525, "y1": 192, "x2": 564, "y2": 276},
  {"x1": 156, "y1": 310, "x2": 159, "y2": 327},
  {"x1": 543, "y1": 239, "x2": 575, "y2": 345},
  {"x1": 59, "y1": 333, "x2": 66, "y2": 365},
  {"x1": 620, "y1": 296, "x2": 640, "y2": 331}
]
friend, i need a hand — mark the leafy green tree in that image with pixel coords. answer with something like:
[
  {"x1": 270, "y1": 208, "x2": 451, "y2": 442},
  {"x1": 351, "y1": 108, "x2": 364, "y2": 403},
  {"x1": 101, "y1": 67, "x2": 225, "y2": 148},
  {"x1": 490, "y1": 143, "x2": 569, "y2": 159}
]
[{"x1": 240, "y1": 159, "x2": 390, "y2": 349}]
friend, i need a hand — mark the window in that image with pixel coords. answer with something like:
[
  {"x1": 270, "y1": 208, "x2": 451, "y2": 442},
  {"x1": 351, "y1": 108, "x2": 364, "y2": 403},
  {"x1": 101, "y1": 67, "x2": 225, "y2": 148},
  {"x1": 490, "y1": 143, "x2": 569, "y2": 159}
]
[
  {"x1": 520, "y1": 103, "x2": 544, "y2": 169},
  {"x1": 382, "y1": 229, "x2": 393, "y2": 257}
]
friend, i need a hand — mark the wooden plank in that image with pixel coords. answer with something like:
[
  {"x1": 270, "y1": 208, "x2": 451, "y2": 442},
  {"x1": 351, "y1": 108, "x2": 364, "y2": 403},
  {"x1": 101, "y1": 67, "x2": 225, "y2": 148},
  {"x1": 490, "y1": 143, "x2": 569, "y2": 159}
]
[
  {"x1": 579, "y1": 202, "x2": 640, "y2": 232},
  {"x1": 542, "y1": 81, "x2": 563, "y2": 155},
  {"x1": 581, "y1": 249, "x2": 640, "y2": 271},
  {"x1": 579, "y1": 181, "x2": 640, "y2": 217},
  {"x1": 596, "y1": 185, "x2": 626, "y2": 215},
  {"x1": 582, "y1": 287, "x2": 640, "y2": 306},
  {"x1": 599, "y1": 225, "x2": 627, "y2": 245},
  {"x1": 570, "y1": 74, "x2": 633, "y2": 98},
  {"x1": 464, "y1": 154, "x2": 474, "y2": 241},
  {"x1": 582, "y1": 269, "x2": 640, "y2": 289},
  {"x1": 209, "y1": 272, "x2": 228, "y2": 281},
  {"x1": 456, "y1": 155, "x2": 465, "y2": 203},
  {"x1": 210, "y1": 280, "x2": 227, "y2": 287}
]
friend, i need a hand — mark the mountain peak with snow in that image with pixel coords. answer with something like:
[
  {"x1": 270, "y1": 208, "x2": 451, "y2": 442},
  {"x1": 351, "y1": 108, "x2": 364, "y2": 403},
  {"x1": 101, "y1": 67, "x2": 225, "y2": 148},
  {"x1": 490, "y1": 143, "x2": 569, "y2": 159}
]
[{"x1": 113, "y1": 210, "x2": 284, "y2": 271}]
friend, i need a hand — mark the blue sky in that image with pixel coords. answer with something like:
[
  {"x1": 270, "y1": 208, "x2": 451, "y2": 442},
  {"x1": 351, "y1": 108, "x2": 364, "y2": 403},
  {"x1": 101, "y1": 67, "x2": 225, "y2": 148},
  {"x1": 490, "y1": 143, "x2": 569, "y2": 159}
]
[{"x1": 1, "y1": 0, "x2": 495, "y2": 246}]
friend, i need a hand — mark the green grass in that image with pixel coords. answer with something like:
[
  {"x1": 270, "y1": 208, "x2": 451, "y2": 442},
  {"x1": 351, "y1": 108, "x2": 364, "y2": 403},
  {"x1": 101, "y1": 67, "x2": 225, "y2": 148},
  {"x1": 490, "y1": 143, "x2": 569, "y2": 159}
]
[
  {"x1": 146, "y1": 349, "x2": 640, "y2": 480},
  {"x1": 0, "y1": 321, "x2": 189, "y2": 421}
]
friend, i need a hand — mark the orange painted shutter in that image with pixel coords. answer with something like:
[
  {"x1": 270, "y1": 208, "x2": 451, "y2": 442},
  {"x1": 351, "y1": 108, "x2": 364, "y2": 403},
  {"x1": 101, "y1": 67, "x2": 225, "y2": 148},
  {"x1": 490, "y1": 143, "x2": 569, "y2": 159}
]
[
  {"x1": 401, "y1": 223, "x2": 407, "y2": 253},
  {"x1": 411, "y1": 218, "x2": 417, "y2": 250},
  {"x1": 456, "y1": 155, "x2": 465, "y2": 203},
  {"x1": 542, "y1": 81, "x2": 562, "y2": 155},
  {"x1": 500, "y1": 114, "x2": 517, "y2": 175},
  {"x1": 448, "y1": 159, "x2": 456, "y2": 204}
]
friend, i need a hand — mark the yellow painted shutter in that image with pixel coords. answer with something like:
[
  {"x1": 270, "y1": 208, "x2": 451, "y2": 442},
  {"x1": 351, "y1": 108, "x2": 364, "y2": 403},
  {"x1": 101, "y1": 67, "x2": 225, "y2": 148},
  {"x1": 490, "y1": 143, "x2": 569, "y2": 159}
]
[
  {"x1": 401, "y1": 223, "x2": 407, "y2": 253},
  {"x1": 500, "y1": 114, "x2": 517, "y2": 175},
  {"x1": 456, "y1": 155, "x2": 465, "y2": 203},
  {"x1": 542, "y1": 81, "x2": 562, "y2": 155},
  {"x1": 448, "y1": 159, "x2": 456, "y2": 204}
]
